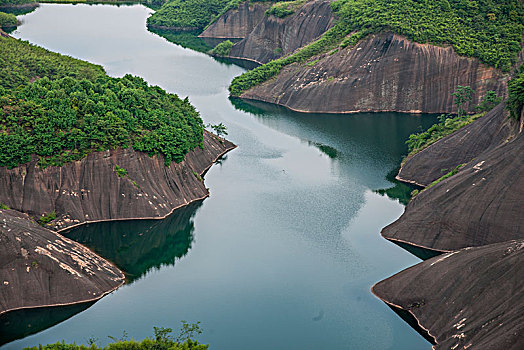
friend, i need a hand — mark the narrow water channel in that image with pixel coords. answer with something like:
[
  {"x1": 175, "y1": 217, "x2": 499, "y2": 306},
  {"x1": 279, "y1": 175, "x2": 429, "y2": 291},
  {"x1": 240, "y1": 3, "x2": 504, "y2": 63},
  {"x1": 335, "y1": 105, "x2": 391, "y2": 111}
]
[{"x1": 2, "y1": 4, "x2": 437, "y2": 349}]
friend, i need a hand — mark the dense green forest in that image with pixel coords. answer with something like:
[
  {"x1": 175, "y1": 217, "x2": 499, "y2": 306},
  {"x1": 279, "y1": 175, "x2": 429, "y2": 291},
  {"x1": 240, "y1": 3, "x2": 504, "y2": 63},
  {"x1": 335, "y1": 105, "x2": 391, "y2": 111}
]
[
  {"x1": 0, "y1": 37, "x2": 204, "y2": 169},
  {"x1": 147, "y1": 0, "x2": 232, "y2": 29},
  {"x1": 0, "y1": 11, "x2": 16, "y2": 27},
  {"x1": 229, "y1": 0, "x2": 524, "y2": 96}
]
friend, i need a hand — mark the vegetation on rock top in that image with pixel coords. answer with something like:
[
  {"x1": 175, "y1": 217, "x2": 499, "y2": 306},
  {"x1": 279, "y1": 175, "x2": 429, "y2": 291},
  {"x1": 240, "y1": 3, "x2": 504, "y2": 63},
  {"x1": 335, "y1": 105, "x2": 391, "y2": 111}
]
[
  {"x1": 507, "y1": 65, "x2": 524, "y2": 120},
  {"x1": 229, "y1": 0, "x2": 524, "y2": 96},
  {"x1": 0, "y1": 11, "x2": 16, "y2": 28},
  {"x1": 0, "y1": 37, "x2": 204, "y2": 169}
]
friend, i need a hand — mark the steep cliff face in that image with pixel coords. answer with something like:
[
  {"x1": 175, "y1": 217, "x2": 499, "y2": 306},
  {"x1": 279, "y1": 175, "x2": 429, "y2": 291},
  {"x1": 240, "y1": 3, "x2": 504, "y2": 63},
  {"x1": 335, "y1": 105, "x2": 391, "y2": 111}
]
[
  {"x1": 0, "y1": 209, "x2": 124, "y2": 315},
  {"x1": 241, "y1": 32, "x2": 509, "y2": 113},
  {"x1": 0, "y1": 131, "x2": 235, "y2": 231},
  {"x1": 382, "y1": 130, "x2": 524, "y2": 252},
  {"x1": 373, "y1": 240, "x2": 524, "y2": 350},
  {"x1": 229, "y1": 0, "x2": 335, "y2": 64},
  {"x1": 398, "y1": 103, "x2": 516, "y2": 186},
  {"x1": 199, "y1": 2, "x2": 269, "y2": 39}
]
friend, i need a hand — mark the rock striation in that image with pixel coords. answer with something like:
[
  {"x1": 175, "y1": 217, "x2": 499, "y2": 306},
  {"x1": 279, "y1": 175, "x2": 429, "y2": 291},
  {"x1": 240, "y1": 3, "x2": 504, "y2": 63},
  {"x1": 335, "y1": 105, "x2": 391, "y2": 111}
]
[
  {"x1": 199, "y1": 2, "x2": 269, "y2": 39},
  {"x1": 382, "y1": 130, "x2": 524, "y2": 252},
  {"x1": 0, "y1": 209, "x2": 124, "y2": 315},
  {"x1": 398, "y1": 103, "x2": 516, "y2": 186},
  {"x1": 0, "y1": 131, "x2": 235, "y2": 232},
  {"x1": 373, "y1": 240, "x2": 524, "y2": 350},
  {"x1": 241, "y1": 32, "x2": 509, "y2": 113},
  {"x1": 229, "y1": 0, "x2": 335, "y2": 64}
]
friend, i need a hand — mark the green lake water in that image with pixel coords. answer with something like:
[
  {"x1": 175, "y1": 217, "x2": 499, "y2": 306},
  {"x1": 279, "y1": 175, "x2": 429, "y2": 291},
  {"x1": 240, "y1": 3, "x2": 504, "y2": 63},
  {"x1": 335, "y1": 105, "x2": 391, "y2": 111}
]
[{"x1": 1, "y1": 4, "x2": 437, "y2": 349}]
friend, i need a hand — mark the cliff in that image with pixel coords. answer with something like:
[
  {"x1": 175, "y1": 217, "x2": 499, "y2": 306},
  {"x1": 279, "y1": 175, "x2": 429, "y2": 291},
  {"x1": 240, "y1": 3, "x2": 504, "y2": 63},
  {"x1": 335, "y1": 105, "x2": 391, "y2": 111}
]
[
  {"x1": 229, "y1": 0, "x2": 335, "y2": 64},
  {"x1": 398, "y1": 103, "x2": 516, "y2": 186},
  {"x1": 372, "y1": 239, "x2": 524, "y2": 350},
  {"x1": 199, "y1": 2, "x2": 269, "y2": 39},
  {"x1": 0, "y1": 209, "x2": 124, "y2": 315},
  {"x1": 240, "y1": 32, "x2": 509, "y2": 113},
  {"x1": 382, "y1": 130, "x2": 524, "y2": 252},
  {"x1": 0, "y1": 131, "x2": 236, "y2": 232}
]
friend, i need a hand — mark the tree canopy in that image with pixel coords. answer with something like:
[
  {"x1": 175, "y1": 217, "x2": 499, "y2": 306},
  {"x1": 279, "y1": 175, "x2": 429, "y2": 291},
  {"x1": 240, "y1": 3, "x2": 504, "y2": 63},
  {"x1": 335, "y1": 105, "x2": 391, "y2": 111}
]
[{"x1": 0, "y1": 37, "x2": 204, "y2": 169}]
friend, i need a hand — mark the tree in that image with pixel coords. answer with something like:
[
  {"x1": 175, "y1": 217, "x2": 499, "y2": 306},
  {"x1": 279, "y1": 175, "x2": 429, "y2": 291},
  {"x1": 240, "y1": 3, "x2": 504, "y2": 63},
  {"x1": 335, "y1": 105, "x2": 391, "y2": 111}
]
[
  {"x1": 207, "y1": 122, "x2": 228, "y2": 137},
  {"x1": 452, "y1": 85, "x2": 474, "y2": 117}
]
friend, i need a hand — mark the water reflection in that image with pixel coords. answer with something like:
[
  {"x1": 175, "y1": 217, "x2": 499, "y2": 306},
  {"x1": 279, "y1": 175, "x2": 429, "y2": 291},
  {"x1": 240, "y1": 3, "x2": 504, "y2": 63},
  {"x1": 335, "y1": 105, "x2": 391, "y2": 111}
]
[
  {"x1": 375, "y1": 168, "x2": 419, "y2": 205},
  {"x1": 0, "y1": 303, "x2": 94, "y2": 346},
  {"x1": 63, "y1": 201, "x2": 202, "y2": 283}
]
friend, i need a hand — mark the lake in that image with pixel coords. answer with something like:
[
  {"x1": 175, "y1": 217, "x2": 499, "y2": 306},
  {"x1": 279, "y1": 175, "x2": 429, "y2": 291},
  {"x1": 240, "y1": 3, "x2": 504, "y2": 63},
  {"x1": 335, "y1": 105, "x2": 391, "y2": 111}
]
[{"x1": 2, "y1": 4, "x2": 437, "y2": 349}]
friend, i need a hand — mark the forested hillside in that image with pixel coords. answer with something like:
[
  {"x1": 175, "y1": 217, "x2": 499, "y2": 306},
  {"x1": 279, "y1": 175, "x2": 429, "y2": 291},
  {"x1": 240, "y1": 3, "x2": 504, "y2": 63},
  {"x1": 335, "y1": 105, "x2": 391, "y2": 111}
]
[
  {"x1": 0, "y1": 37, "x2": 204, "y2": 169},
  {"x1": 230, "y1": 0, "x2": 524, "y2": 96}
]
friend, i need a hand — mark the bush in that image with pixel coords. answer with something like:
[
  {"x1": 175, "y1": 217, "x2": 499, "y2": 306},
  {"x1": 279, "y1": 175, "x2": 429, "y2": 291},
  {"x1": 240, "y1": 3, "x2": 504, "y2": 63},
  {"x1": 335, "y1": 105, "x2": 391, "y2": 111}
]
[
  {"x1": 0, "y1": 11, "x2": 17, "y2": 28},
  {"x1": 210, "y1": 40, "x2": 233, "y2": 56}
]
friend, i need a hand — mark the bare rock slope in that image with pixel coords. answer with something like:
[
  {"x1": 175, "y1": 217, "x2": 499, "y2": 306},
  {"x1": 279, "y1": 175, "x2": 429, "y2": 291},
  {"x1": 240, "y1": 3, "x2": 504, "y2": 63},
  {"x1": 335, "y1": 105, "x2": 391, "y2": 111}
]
[
  {"x1": 398, "y1": 103, "x2": 516, "y2": 186},
  {"x1": 241, "y1": 32, "x2": 509, "y2": 113},
  {"x1": 199, "y1": 2, "x2": 269, "y2": 39},
  {"x1": 229, "y1": 0, "x2": 335, "y2": 64},
  {"x1": 382, "y1": 130, "x2": 524, "y2": 252},
  {"x1": 373, "y1": 240, "x2": 524, "y2": 350},
  {"x1": 0, "y1": 209, "x2": 124, "y2": 315},
  {"x1": 0, "y1": 131, "x2": 235, "y2": 231}
]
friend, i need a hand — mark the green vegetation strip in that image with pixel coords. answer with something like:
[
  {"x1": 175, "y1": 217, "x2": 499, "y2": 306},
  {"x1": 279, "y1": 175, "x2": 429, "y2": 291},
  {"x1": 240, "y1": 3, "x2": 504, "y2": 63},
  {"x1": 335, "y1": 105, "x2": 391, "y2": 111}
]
[
  {"x1": 0, "y1": 11, "x2": 16, "y2": 28},
  {"x1": 404, "y1": 112, "x2": 485, "y2": 162},
  {"x1": 229, "y1": 0, "x2": 524, "y2": 96},
  {"x1": 266, "y1": 0, "x2": 306, "y2": 18},
  {"x1": 0, "y1": 37, "x2": 204, "y2": 169},
  {"x1": 507, "y1": 65, "x2": 524, "y2": 120},
  {"x1": 147, "y1": 0, "x2": 233, "y2": 29}
]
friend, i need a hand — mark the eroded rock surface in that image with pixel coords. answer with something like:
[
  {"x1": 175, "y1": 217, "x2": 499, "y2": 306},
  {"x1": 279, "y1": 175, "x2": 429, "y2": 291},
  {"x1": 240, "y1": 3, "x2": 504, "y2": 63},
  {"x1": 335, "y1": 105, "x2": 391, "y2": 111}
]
[
  {"x1": 241, "y1": 32, "x2": 509, "y2": 113},
  {"x1": 229, "y1": 0, "x2": 335, "y2": 64},
  {"x1": 0, "y1": 209, "x2": 124, "y2": 315},
  {"x1": 398, "y1": 103, "x2": 516, "y2": 186},
  {"x1": 0, "y1": 131, "x2": 235, "y2": 231},
  {"x1": 382, "y1": 131, "x2": 524, "y2": 252},
  {"x1": 199, "y1": 1, "x2": 269, "y2": 39},
  {"x1": 373, "y1": 240, "x2": 524, "y2": 350}
]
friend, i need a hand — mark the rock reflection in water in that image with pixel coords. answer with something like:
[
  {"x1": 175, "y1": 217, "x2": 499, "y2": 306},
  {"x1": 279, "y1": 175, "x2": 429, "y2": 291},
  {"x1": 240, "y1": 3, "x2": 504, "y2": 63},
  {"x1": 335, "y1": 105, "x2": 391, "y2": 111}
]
[{"x1": 63, "y1": 201, "x2": 202, "y2": 283}]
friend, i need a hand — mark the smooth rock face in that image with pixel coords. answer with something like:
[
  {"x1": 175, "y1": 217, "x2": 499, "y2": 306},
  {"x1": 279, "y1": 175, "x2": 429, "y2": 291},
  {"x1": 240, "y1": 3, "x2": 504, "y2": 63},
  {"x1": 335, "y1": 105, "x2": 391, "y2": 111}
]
[
  {"x1": 0, "y1": 131, "x2": 235, "y2": 231},
  {"x1": 0, "y1": 209, "x2": 124, "y2": 315},
  {"x1": 241, "y1": 32, "x2": 509, "y2": 113},
  {"x1": 199, "y1": 2, "x2": 269, "y2": 39},
  {"x1": 382, "y1": 131, "x2": 524, "y2": 252},
  {"x1": 398, "y1": 103, "x2": 515, "y2": 186},
  {"x1": 229, "y1": 0, "x2": 334, "y2": 63},
  {"x1": 373, "y1": 240, "x2": 524, "y2": 350}
]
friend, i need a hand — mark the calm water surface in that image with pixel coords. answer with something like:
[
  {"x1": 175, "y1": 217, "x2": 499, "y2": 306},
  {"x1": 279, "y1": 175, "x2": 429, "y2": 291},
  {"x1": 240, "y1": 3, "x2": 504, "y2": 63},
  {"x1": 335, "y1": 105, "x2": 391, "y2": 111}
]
[{"x1": 3, "y1": 4, "x2": 436, "y2": 349}]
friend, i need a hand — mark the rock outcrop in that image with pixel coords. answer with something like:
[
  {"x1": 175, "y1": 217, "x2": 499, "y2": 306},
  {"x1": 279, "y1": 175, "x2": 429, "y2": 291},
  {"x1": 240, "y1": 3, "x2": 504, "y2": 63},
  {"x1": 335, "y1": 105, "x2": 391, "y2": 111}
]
[
  {"x1": 382, "y1": 130, "x2": 524, "y2": 252},
  {"x1": 241, "y1": 32, "x2": 509, "y2": 113},
  {"x1": 398, "y1": 103, "x2": 516, "y2": 186},
  {"x1": 229, "y1": 0, "x2": 335, "y2": 64},
  {"x1": 199, "y1": 2, "x2": 270, "y2": 39},
  {"x1": 0, "y1": 131, "x2": 236, "y2": 231},
  {"x1": 372, "y1": 240, "x2": 524, "y2": 350},
  {"x1": 0, "y1": 209, "x2": 124, "y2": 315}
]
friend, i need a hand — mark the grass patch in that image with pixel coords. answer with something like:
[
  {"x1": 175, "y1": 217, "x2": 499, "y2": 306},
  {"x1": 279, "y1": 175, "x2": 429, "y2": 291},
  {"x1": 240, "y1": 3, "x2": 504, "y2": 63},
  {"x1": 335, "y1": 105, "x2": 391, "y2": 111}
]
[
  {"x1": 38, "y1": 211, "x2": 56, "y2": 226},
  {"x1": 210, "y1": 39, "x2": 233, "y2": 56},
  {"x1": 266, "y1": 0, "x2": 306, "y2": 18}
]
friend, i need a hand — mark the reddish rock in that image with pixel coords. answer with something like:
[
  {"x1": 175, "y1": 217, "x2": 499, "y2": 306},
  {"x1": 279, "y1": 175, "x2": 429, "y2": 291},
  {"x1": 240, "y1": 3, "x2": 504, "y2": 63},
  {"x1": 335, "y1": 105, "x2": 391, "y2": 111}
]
[
  {"x1": 241, "y1": 32, "x2": 509, "y2": 114},
  {"x1": 0, "y1": 131, "x2": 236, "y2": 231},
  {"x1": 382, "y1": 131, "x2": 524, "y2": 252},
  {"x1": 398, "y1": 103, "x2": 517, "y2": 186},
  {"x1": 199, "y1": 1, "x2": 269, "y2": 39},
  {"x1": 229, "y1": 0, "x2": 335, "y2": 64},
  {"x1": 373, "y1": 240, "x2": 524, "y2": 350},
  {"x1": 0, "y1": 209, "x2": 124, "y2": 315}
]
